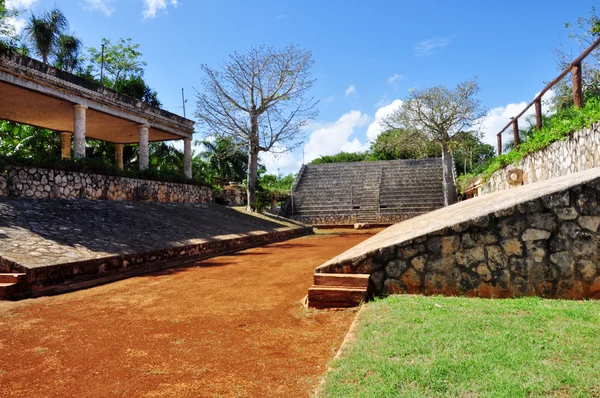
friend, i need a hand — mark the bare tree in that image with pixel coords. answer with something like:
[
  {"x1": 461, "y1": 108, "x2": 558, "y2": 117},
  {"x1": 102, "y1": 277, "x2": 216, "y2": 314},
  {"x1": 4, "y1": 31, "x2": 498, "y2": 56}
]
[
  {"x1": 195, "y1": 45, "x2": 318, "y2": 210},
  {"x1": 383, "y1": 79, "x2": 486, "y2": 206}
]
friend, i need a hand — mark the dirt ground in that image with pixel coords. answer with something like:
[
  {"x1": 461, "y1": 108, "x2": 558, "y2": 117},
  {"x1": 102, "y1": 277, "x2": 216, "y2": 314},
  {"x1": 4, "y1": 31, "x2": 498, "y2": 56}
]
[{"x1": 0, "y1": 230, "x2": 377, "y2": 398}]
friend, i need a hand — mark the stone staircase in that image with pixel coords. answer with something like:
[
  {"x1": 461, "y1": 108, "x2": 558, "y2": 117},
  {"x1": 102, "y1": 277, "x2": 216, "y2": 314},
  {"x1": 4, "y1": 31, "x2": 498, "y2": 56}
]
[
  {"x1": 0, "y1": 273, "x2": 26, "y2": 299},
  {"x1": 287, "y1": 158, "x2": 445, "y2": 225},
  {"x1": 308, "y1": 273, "x2": 370, "y2": 309},
  {"x1": 355, "y1": 169, "x2": 382, "y2": 224}
]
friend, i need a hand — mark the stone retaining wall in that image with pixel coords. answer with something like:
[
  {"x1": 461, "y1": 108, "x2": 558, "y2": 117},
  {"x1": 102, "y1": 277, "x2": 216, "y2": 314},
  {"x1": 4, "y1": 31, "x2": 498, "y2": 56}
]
[
  {"x1": 0, "y1": 165, "x2": 212, "y2": 203},
  {"x1": 317, "y1": 180, "x2": 600, "y2": 299},
  {"x1": 291, "y1": 213, "x2": 423, "y2": 226},
  {"x1": 291, "y1": 214, "x2": 357, "y2": 226},
  {"x1": 483, "y1": 123, "x2": 600, "y2": 194}
]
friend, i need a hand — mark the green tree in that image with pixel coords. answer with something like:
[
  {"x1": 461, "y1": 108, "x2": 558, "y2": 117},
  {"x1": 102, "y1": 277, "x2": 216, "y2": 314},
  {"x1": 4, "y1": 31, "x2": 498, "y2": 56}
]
[
  {"x1": 384, "y1": 79, "x2": 486, "y2": 206},
  {"x1": 54, "y1": 34, "x2": 82, "y2": 72},
  {"x1": 451, "y1": 131, "x2": 495, "y2": 176},
  {"x1": 87, "y1": 38, "x2": 145, "y2": 84},
  {"x1": 553, "y1": 7, "x2": 600, "y2": 110},
  {"x1": 258, "y1": 173, "x2": 295, "y2": 194},
  {"x1": 195, "y1": 45, "x2": 318, "y2": 211},
  {"x1": 311, "y1": 151, "x2": 369, "y2": 164},
  {"x1": 370, "y1": 128, "x2": 441, "y2": 160},
  {"x1": 0, "y1": 121, "x2": 60, "y2": 159},
  {"x1": 0, "y1": 0, "x2": 17, "y2": 47},
  {"x1": 198, "y1": 137, "x2": 248, "y2": 182},
  {"x1": 85, "y1": 38, "x2": 159, "y2": 105},
  {"x1": 25, "y1": 7, "x2": 68, "y2": 64}
]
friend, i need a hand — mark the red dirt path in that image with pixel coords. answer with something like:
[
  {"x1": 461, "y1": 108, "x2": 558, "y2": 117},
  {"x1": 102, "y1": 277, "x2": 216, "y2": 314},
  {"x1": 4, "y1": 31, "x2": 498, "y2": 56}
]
[{"x1": 0, "y1": 230, "x2": 376, "y2": 397}]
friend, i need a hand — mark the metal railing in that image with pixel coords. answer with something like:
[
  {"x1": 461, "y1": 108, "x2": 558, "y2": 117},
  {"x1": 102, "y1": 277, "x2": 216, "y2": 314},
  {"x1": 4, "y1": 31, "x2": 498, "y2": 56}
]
[{"x1": 496, "y1": 36, "x2": 600, "y2": 155}]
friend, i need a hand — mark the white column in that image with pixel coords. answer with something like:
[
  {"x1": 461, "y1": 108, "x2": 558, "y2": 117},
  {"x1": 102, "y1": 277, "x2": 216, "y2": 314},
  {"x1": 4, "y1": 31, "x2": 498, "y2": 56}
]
[
  {"x1": 73, "y1": 105, "x2": 87, "y2": 159},
  {"x1": 115, "y1": 144, "x2": 124, "y2": 170},
  {"x1": 60, "y1": 132, "x2": 72, "y2": 159},
  {"x1": 139, "y1": 124, "x2": 149, "y2": 170},
  {"x1": 183, "y1": 137, "x2": 192, "y2": 179}
]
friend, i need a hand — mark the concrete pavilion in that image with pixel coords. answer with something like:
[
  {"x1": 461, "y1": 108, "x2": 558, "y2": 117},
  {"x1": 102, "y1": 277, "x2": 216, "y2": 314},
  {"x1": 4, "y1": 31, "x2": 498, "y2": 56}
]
[{"x1": 0, "y1": 52, "x2": 195, "y2": 177}]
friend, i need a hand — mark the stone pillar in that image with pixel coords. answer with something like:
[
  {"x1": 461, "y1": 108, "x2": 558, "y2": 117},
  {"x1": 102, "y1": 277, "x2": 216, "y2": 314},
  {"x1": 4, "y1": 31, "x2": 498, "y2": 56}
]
[
  {"x1": 183, "y1": 137, "x2": 192, "y2": 179},
  {"x1": 115, "y1": 143, "x2": 124, "y2": 170},
  {"x1": 60, "y1": 132, "x2": 72, "y2": 159},
  {"x1": 73, "y1": 105, "x2": 88, "y2": 159},
  {"x1": 139, "y1": 124, "x2": 149, "y2": 170}
]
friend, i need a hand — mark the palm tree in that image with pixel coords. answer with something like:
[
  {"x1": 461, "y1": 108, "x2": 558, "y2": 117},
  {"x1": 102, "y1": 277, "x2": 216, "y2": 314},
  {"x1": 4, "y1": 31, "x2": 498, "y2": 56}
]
[
  {"x1": 198, "y1": 137, "x2": 248, "y2": 182},
  {"x1": 25, "y1": 7, "x2": 68, "y2": 64},
  {"x1": 54, "y1": 34, "x2": 82, "y2": 72}
]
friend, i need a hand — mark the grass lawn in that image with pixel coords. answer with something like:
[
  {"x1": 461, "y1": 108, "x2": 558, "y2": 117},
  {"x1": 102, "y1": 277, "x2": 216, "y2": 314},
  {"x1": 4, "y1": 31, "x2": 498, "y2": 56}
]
[{"x1": 320, "y1": 296, "x2": 600, "y2": 398}]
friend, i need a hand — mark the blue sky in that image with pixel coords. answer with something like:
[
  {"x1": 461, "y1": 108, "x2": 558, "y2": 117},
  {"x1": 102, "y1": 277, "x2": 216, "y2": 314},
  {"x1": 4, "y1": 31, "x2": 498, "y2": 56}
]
[{"x1": 5, "y1": 0, "x2": 599, "y2": 174}]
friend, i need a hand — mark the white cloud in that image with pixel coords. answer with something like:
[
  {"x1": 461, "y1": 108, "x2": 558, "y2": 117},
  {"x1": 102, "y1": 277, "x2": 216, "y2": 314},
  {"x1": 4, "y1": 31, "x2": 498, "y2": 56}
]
[
  {"x1": 414, "y1": 37, "x2": 451, "y2": 56},
  {"x1": 345, "y1": 84, "x2": 356, "y2": 97},
  {"x1": 274, "y1": 14, "x2": 286, "y2": 20},
  {"x1": 323, "y1": 95, "x2": 335, "y2": 103},
  {"x1": 5, "y1": 16, "x2": 26, "y2": 34},
  {"x1": 479, "y1": 90, "x2": 555, "y2": 147},
  {"x1": 386, "y1": 73, "x2": 405, "y2": 89},
  {"x1": 143, "y1": 0, "x2": 178, "y2": 19},
  {"x1": 260, "y1": 144, "x2": 298, "y2": 175},
  {"x1": 6, "y1": 0, "x2": 37, "y2": 10},
  {"x1": 303, "y1": 110, "x2": 370, "y2": 163},
  {"x1": 83, "y1": 0, "x2": 116, "y2": 16},
  {"x1": 366, "y1": 99, "x2": 403, "y2": 142}
]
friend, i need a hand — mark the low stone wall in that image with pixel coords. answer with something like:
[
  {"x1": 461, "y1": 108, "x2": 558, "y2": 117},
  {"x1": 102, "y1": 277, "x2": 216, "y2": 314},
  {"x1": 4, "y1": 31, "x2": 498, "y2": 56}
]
[
  {"x1": 291, "y1": 214, "x2": 357, "y2": 226},
  {"x1": 0, "y1": 165, "x2": 212, "y2": 203},
  {"x1": 291, "y1": 213, "x2": 428, "y2": 226},
  {"x1": 317, "y1": 176, "x2": 600, "y2": 299},
  {"x1": 483, "y1": 123, "x2": 600, "y2": 194}
]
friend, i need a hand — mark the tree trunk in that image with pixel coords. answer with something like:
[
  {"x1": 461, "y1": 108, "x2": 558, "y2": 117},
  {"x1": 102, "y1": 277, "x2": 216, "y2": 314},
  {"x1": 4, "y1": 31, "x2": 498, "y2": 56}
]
[
  {"x1": 246, "y1": 144, "x2": 259, "y2": 211},
  {"x1": 441, "y1": 142, "x2": 456, "y2": 206},
  {"x1": 246, "y1": 112, "x2": 260, "y2": 212}
]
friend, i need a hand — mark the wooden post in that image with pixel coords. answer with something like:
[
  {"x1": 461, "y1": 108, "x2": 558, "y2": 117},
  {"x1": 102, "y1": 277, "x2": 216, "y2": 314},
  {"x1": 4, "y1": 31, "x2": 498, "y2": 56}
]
[
  {"x1": 512, "y1": 119, "x2": 520, "y2": 148},
  {"x1": 572, "y1": 62, "x2": 583, "y2": 108},
  {"x1": 534, "y1": 98, "x2": 543, "y2": 130},
  {"x1": 497, "y1": 134, "x2": 502, "y2": 156}
]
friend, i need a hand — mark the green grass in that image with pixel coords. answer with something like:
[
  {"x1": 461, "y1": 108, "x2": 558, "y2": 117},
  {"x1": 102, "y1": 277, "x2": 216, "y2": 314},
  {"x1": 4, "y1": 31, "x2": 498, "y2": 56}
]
[{"x1": 320, "y1": 296, "x2": 600, "y2": 398}]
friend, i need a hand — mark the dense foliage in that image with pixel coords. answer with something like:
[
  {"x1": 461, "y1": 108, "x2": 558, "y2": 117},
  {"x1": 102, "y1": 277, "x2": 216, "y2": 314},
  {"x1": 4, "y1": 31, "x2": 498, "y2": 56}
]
[{"x1": 457, "y1": 98, "x2": 600, "y2": 191}]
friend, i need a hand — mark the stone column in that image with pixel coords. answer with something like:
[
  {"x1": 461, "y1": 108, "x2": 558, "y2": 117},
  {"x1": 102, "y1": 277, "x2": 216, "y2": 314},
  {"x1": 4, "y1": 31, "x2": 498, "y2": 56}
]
[
  {"x1": 183, "y1": 137, "x2": 192, "y2": 179},
  {"x1": 139, "y1": 124, "x2": 149, "y2": 170},
  {"x1": 73, "y1": 105, "x2": 88, "y2": 159},
  {"x1": 60, "y1": 132, "x2": 72, "y2": 159},
  {"x1": 115, "y1": 143, "x2": 124, "y2": 170}
]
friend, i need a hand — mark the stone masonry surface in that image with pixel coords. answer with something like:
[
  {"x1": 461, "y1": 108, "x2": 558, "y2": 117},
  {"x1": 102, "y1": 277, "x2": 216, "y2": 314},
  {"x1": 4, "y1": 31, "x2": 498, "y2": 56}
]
[
  {"x1": 0, "y1": 198, "x2": 311, "y2": 294},
  {"x1": 483, "y1": 122, "x2": 600, "y2": 194},
  {"x1": 316, "y1": 167, "x2": 600, "y2": 299},
  {"x1": 0, "y1": 165, "x2": 212, "y2": 203},
  {"x1": 289, "y1": 158, "x2": 444, "y2": 225}
]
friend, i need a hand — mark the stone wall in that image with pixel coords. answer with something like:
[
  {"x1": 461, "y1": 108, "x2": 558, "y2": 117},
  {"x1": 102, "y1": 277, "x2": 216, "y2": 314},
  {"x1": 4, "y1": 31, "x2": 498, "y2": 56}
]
[
  {"x1": 317, "y1": 178, "x2": 600, "y2": 299},
  {"x1": 483, "y1": 123, "x2": 600, "y2": 194},
  {"x1": 0, "y1": 165, "x2": 212, "y2": 203},
  {"x1": 291, "y1": 214, "x2": 357, "y2": 226},
  {"x1": 291, "y1": 213, "x2": 424, "y2": 226}
]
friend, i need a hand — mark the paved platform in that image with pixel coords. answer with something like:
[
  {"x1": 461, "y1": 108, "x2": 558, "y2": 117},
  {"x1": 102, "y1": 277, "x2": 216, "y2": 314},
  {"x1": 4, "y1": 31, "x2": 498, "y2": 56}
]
[{"x1": 0, "y1": 198, "x2": 311, "y2": 297}]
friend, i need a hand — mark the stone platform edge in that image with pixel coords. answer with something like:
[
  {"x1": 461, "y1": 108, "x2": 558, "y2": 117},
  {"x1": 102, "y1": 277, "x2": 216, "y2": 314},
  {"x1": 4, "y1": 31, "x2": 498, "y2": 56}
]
[{"x1": 6, "y1": 226, "x2": 313, "y2": 299}]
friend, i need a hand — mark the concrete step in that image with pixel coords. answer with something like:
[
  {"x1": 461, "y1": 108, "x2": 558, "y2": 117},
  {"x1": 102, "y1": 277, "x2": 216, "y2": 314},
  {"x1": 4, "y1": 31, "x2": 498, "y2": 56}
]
[
  {"x1": 0, "y1": 273, "x2": 26, "y2": 284},
  {"x1": 307, "y1": 286, "x2": 367, "y2": 309},
  {"x1": 314, "y1": 273, "x2": 370, "y2": 288}
]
